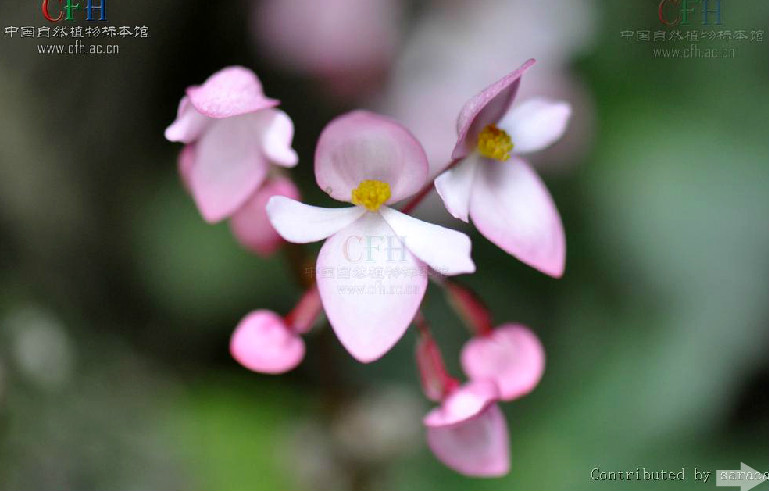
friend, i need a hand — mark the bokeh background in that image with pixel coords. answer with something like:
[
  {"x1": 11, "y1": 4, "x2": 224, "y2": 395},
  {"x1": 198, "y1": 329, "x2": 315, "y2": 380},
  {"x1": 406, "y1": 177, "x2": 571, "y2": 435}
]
[{"x1": 1, "y1": 0, "x2": 767, "y2": 490}]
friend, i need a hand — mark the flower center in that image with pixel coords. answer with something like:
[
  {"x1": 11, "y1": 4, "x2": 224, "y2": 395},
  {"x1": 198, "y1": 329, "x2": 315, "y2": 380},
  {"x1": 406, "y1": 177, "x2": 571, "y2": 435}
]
[
  {"x1": 477, "y1": 124, "x2": 513, "y2": 161},
  {"x1": 351, "y1": 179, "x2": 391, "y2": 211}
]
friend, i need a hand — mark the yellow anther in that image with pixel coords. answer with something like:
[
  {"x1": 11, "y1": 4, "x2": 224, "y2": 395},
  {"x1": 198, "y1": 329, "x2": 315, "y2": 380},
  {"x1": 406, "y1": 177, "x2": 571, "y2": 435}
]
[
  {"x1": 477, "y1": 124, "x2": 514, "y2": 161},
  {"x1": 351, "y1": 179, "x2": 391, "y2": 211}
]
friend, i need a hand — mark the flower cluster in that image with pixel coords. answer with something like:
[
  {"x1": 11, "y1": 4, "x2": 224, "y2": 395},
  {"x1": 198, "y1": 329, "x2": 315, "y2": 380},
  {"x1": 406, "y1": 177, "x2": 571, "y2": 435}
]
[{"x1": 166, "y1": 59, "x2": 570, "y2": 477}]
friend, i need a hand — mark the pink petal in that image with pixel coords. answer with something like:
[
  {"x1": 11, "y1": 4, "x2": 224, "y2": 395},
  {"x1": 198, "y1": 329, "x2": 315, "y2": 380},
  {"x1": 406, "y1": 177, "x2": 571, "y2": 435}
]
[
  {"x1": 177, "y1": 143, "x2": 196, "y2": 191},
  {"x1": 262, "y1": 110, "x2": 299, "y2": 167},
  {"x1": 423, "y1": 380, "x2": 499, "y2": 427},
  {"x1": 461, "y1": 324, "x2": 545, "y2": 401},
  {"x1": 188, "y1": 114, "x2": 271, "y2": 222},
  {"x1": 316, "y1": 212, "x2": 427, "y2": 362},
  {"x1": 165, "y1": 97, "x2": 211, "y2": 143},
  {"x1": 229, "y1": 177, "x2": 301, "y2": 256},
  {"x1": 266, "y1": 196, "x2": 366, "y2": 243},
  {"x1": 426, "y1": 403, "x2": 510, "y2": 477},
  {"x1": 434, "y1": 155, "x2": 481, "y2": 223},
  {"x1": 470, "y1": 158, "x2": 565, "y2": 277},
  {"x1": 379, "y1": 207, "x2": 475, "y2": 276},
  {"x1": 498, "y1": 98, "x2": 572, "y2": 155},
  {"x1": 315, "y1": 111, "x2": 429, "y2": 203},
  {"x1": 452, "y1": 59, "x2": 536, "y2": 160},
  {"x1": 186, "y1": 66, "x2": 278, "y2": 119},
  {"x1": 230, "y1": 310, "x2": 305, "y2": 374}
]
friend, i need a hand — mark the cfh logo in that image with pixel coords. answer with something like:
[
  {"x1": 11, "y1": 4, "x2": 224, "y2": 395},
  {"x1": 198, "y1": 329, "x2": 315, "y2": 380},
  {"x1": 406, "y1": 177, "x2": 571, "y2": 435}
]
[
  {"x1": 342, "y1": 235, "x2": 407, "y2": 263},
  {"x1": 658, "y1": 0, "x2": 723, "y2": 27},
  {"x1": 42, "y1": 0, "x2": 107, "y2": 22}
]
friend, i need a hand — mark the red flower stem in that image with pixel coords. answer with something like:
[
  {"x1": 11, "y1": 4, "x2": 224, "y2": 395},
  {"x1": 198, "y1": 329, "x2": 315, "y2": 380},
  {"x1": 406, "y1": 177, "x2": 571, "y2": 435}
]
[
  {"x1": 400, "y1": 182, "x2": 434, "y2": 215},
  {"x1": 400, "y1": 158, "x2": 461, "y2": 215},
  {"x1": 415, "y1": 312, "x2": 460, "y2": 399},
  {"x1": 444, "y1": 280, "x2": 494, "y2": 337},
  {"x1": 284, "y1": 284, "x2": 322, "y2": 334}
]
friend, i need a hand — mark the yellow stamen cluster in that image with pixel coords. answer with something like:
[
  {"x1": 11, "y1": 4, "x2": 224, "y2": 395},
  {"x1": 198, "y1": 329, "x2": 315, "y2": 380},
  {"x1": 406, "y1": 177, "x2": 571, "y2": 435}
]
[
  {"x1": 477, "y1": 124, "x2": 514, "y2": 161},
  {"x1": 351, "y1": 179, "x2": 391, "y2": 211}
]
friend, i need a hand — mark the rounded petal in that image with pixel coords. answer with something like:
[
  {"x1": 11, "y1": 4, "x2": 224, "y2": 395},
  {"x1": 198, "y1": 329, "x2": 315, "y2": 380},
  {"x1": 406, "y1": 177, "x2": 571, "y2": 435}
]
[
  {"x1": 266, "y1": 196, "x2": 366, "y2": 244},
  {"x1": 423, "y1": 380, "x2": 498, "y2": 427},
  {"x1": 470, "y1": 158, "x2": 565, "y2": 277},
  {"x1": 165, "y1": 97, "x2": 211, "y2": 143},
  {"x1": 316, "y1": 212, "x2": 427, "y2": 362},
  {"x1": 426, "y1": 403, "x2": 510, "y2": 477},
  {"x1": 380, "y1": 207, "x2": 475, "y2": 276},
  {"x1": 230, "y1": 310, "x2": 305, "y2": 374},
  {"x1": 315, "y1": 111, "x2": 429, "y2": 203},
  {"x1": 497, "y1": 98, "x2": 572, "y2": 155},
  {"x1": 452, "y1": 59, "x2": 536, "y2": 160},
  {"x1": 434, "y1": 155, "x2": 480, "y2": 223},
  {"x1": 229, "y1": 177, "x2": 301, "y2": 256},
  {"x1": 188, "y1": 115, "x2": 269, "y2": 222},
  {"x1": 461, "y1": 324, "x2": 545, "y2": 401},
  {"x1": 187, "y1": 66, "x2": 278, "y2": 118},
  {"x1": 262, "y1": 110, "x2": 299, "y2": 167}
]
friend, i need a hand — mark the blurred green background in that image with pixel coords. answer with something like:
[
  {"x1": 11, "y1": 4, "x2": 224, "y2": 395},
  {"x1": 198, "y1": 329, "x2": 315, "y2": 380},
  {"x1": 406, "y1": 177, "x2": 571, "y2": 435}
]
[{"x1": 0, "y1": 0, "x2": 767, "y2": 490}]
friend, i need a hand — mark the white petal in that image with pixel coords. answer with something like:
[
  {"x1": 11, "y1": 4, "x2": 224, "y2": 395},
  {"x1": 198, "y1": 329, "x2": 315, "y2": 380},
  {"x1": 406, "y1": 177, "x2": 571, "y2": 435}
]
[
  {"x1": 316, "y1": 212, "x2": 427, "y2": 362},
  {"x1": 165, "y1": 97, "x2": 211, "y2": 143},
  {"x1": 380, "y1": 207, "x2": 475, "y2": 276},
  {"x1": 261, "y1": 110, "x2": 299, "y2": 167},
  {"x1": 497, "y1": 98, "x2": 571, "y2": 155},
  {"x1": 434, "y1": 156, "x2": 480, "y2": 223},
  {"x1": 266, "y1": 196, "x2": 365, "y2": 244}
]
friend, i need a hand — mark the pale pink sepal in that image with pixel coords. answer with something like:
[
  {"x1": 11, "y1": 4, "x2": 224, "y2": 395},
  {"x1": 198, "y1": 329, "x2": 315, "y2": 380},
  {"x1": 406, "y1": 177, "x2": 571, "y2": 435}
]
[
  {"x1": 461, "y1": 324, "x2": 545, "y2": 401},
  {"x1": 423, "y1": 380, "x2": 499, "y2": 428},
  {"x1": 424, "y1": 381, "x2": 510, "y2": 477},
  {"x1": 187, "y1": 113, "x2": 271, "y2": 223},
  {"x1": 452, "y1": 59, "x2": 536, "y2": 160},
  {"x1": 315, "y1": 212, "x2": 427, "y2": 363},
  {"x1": 470, "y1": 158, "x2": 565, "y2": 277},
  {"x1": 186, "y1": 66, "x2": 278, "y2": 119},
  {"x1": 314, "y1": 111, "x2": 429, "y2": 203},
  {"x1": 426, "y1": 403, "x2": 510, "y2": 477}
]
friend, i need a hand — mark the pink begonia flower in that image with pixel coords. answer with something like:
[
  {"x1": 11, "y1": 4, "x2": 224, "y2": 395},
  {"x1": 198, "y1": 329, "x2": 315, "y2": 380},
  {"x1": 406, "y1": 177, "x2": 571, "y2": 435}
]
[
  {"x1": 267, "y1": 111, "x2": 475, "y2": 362},
  {"x1": 379, "y1": 0, "x2": 594, "y2": 177},
  {"x1": 424, "y1": 380, "x2": 510, "y2": 477},
  {"x1": 253, "y1": 0, "x2": 402, "y2": 100},
  {"x1": 230, "y1": 288, "x2": 321, "y2": 374},
  {"x1": 462, "y1": 324, "x2": 545, "y2": 401},
  {"x1": 230, "y1": 310, "x2": 305, "y2": 374},
  {"x1": 229, "y1": 176, "x2": 301, "y2": 256},
  {"x1": 165, "y1": 66, "x2": 298, "y2": 223},
  {"x1": 434, "y1": 59, "x2": 570, "y2": 277}
]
